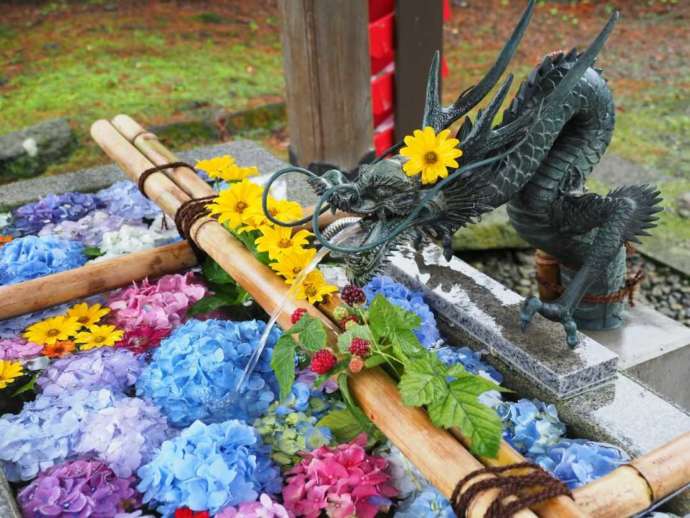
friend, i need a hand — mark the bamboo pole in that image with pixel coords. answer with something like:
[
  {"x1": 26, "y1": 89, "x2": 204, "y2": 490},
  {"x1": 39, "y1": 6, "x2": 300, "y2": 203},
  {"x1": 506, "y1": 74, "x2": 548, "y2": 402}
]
[
  {"x1": 0, "y1": 242, "x2": 197, "y2": 320},
  {"x1": 91, "y1": 118, "x2": 539, "y2": 518},
  {"x1": 574, "y1": 431, "x2": 690, "y2": 518}
]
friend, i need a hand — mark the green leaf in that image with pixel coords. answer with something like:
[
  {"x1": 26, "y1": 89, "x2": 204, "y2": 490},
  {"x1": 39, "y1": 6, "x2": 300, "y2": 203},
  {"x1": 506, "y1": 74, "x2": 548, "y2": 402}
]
[
  {"x1": 317, "y1": 408, "x2": 367, "y2": 443},
  {"x1": 83, "y1": 246, "x2": 104, "y2": 258},
  {"x1": 271, "y1": 335, "x2": 296, "y2": 401},
  {"x1": 398, "y1": 358, "x2": 448, "y2": 406},
  {"x1": 368, "y1": 294, "x2": 421, "y2": 341},
  {"x1": 299, "y1": 318, "x2": 327, "y2": 352},
  {"x1": 285, "y1": 313, "x2": 315, "y2": 335},
  {"x1": 12, "y1": 374, "x2": 37, "y2": 397},
  {"x1": 336, "y1": 324, "x2": 371, "y2": 354},
  {"x1": 364, "y1": 354, "x2": 386, "y2": 368},
  {"x1": 187, "y1": 293, "x2": 245, "y2": 316},
  {"x1": 392, "y1": 328, "x2": 424, "y2": 357},
  {"x1": 337, "y1": 373, "x2": 379, "y2": 440},
  {"x1": 427, "y1": 377, "x2": 503, "y2": 458},
  {"x1": 202, "y1": 257, "x2": 236, "y2": 284}
]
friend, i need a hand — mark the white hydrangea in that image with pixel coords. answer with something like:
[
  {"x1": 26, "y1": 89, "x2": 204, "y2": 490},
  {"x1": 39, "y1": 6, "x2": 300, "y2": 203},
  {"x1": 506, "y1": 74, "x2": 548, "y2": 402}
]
[{"x1": 96, "y1": 215, "x2": 179, "y2": 261}]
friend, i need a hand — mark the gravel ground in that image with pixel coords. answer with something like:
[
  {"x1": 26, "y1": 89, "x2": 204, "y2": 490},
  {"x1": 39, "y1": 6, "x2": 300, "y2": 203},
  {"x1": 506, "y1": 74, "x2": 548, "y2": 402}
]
[{"x1": 458, "y1": 249, "x2": 690, "y2": 328}]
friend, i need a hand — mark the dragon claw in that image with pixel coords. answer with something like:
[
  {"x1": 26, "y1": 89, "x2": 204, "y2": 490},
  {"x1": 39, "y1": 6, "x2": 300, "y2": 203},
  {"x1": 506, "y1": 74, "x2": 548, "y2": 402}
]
[{"x1": 520, "y1": 297, "x2": 580, "y2": 347}]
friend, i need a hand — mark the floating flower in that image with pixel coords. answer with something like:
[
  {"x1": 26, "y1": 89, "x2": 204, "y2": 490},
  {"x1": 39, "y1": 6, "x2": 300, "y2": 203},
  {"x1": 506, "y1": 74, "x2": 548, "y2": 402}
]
[
  {"x1": 364, "y1": 275, "x2": 440, "y2": 348},
  {"x1": 0, "y1": 235, "x2": 12, "y2": 246},
  {"x1": 496, "y1": 399, "x2": 566, "y2": 456},
  {"x1": 400, "y1": 127, "x2": 463, "y2": 185},
  {"x1": 116, "y1": 325, "x2": 171, "y2": 355},
  {"x1": 241, "y1": 197, "x2": 303, "y2": 233},
  {"x1": 96, "y1": 219, "x2": 180, "y2": 261},
  {"x1": 175, "y1": 509, "x2": 210, "y2": 518},
  {"x1": 255, "y1": 226, "x2": 312, "y2": 261},
  {"x1": 377, "y1": 443, "x2": 428, "y2": 500},
  {"x1": 75, "y1": 396, "x2": 172, "y2": 477},
  {"x1": 396, "y1": 486, "x2": 454, "y2": 518},
  {"x1": 8, "y1": 192, "x2": 104, "y2": 236},
  {"x1": 433, "y1": 345, "x2": 503, "y2": 384},
  {"x1": 0, "y1": 338, "x2": 42, "y2": 361},
  {"x1": 283, "y1": 433, "x2": 396, "y2": 518},
  {"x1": 39, "y1": 210, "x2": 129, "y2": 247},
  {"x1": 42, "y1": 340, "x2": 77, "y2": 359},
  {"x1": 196, "y1": 155, "x2": 259, "y2": 183},
  {"x1": 67, "y1": 302, "x2": 110, "y2": 329},
  {"x1": 271, "y1": 247, "x2": 317, "y2": 283},
  {"x1": 75, "y1": 324, "x2": 124, "y2": 350},
  {"x1": 97, "y1": 180, "x2": 162, "y2": 221},
  {"x1": 107, "y1": 273, "x2": 207, "y2": 333},
  {"x1": 18, "y1": 459, "x2": 140, "y2": 518},
  {"x1": 0, "y1": 360, "x2": 23, "y2": 389},
  {"x1": 0, "y1": 303, "x2": 71, "y2": 340},
  {"x1": 217, "y1": 494, "x2": 293, "y2": 518},
  {"x1": 24, "y1": 315, "x2": 81, "y2": 346},
  {"x1": 136, "y1": 319, "x2": 280, "y2": 427},
  {"x1": 37, "y1": 347, "x2": 144, "y2": 397},
  {"x1": 208, "y1": 179, "x2": 263, "y2": 230},
  {"x1": 137, "y1": 419, "x2": 281, "y2": 516},
  {"x1": 295, "y1": 270, "x2": 338, "y2": 304},
  {"x1": 534, "y1": 439, "x2": 630, "y2": 489},
  {"x1": 0, "y1": 235, "x2": 87, "y2": 285}
]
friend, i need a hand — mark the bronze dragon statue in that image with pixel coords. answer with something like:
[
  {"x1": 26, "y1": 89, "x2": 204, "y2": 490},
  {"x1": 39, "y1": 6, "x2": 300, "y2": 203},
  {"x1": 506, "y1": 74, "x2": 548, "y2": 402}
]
[{"x1": 263, "y1": 0, "x2": 662, "y2": 348}]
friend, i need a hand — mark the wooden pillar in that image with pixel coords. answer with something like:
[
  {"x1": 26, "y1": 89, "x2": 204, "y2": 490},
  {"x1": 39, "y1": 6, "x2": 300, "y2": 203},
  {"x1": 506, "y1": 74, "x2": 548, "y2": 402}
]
[
  {"x1": 394, "y1": 0, "x2": 444, "y2": 140},
  {"x1": 278, "y1": 0, "x2": 373, "y2": 172}
]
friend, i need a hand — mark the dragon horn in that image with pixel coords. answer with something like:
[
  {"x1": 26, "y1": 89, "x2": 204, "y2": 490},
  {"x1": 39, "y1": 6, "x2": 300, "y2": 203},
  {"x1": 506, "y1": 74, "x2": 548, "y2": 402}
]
[
  {"x1": 422, "y1": 0, "x2": 535, "y2": 131},
  {"x1": 464, "y1": 74, "x2": 514, "y2": 142}
]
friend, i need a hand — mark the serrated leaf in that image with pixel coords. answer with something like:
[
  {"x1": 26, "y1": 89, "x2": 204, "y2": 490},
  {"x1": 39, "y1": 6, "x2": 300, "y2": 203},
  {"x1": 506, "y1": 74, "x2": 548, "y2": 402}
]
[
  {"x1": 364, "y1": 354, "x2": 386, "y2": 368},
  {"x1": 392, "y1": 328, "x2": 424, "y2": 357},
  {"x1": 271, "y1": 335, "x2": 296, "y2": 401},
  {"x1": 336, "y1": 324, "x2": 371, "y2": 354},
  {"x1": 368, "y1": 294, "x2": 421, "y2": 341},
  {"x1": 427, "y1": 378, "x2": 503, "y2": 458},
  {"x1": 285, "y1": 313, "x2": 314, "y2": 335},
  {"x1": 12, "y1": 373, "x2": 37, "y2": 397},
  {"x1": 317, "y1": 408, "x2": 366, "y2": 443},
  {"x1": 399, "y1": 369, "x2": 448, "y2": 406},
  {"x1": 299, "y1": 318, "x2": 327, "y2": 352}
]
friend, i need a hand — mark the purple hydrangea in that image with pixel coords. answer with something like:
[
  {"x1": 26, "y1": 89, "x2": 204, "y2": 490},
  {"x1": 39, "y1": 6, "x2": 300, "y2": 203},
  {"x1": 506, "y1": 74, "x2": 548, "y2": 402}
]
[
  {"x1": 534, "y1": 439, "x2": 630, "y2": 489},
  {"x1": 363, "y1": 275, "x2": 440, "y2": 348},
  {"x1": 0, "y1": 235, "x2": 86, "y2": 285},
  {"x1": 37, "y1": 348, "x2": 145, "y2": 397},
  {"x1": 18, "y1": 459, "x2": 140, "y2": 517},
  {"x1": 0, "y1": 338, "x2": 42, "y2": 361},
  {"x1": 97, "y1": 181, "x2": 161, "y2": 221},
  {"x1": 137, "y1": 419, "x2": 281, "y2": 516},
  {"x1": 8, "y1": 192, "x2": 103, "y2": 236},
  {"x1": 496, "y1": 399, "x2": 566, "y2": 457},
  {"x1": 136, "y1": 319, "x2": 280, "y2": 428},
  {"x1": 39, "y1": 210, "x2": 131, "y2": 247}
]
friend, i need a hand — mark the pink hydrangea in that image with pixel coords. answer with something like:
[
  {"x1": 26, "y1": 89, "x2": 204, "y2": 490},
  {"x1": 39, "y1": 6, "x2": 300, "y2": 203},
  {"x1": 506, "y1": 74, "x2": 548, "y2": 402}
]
[
  {"x1": 107, "y1": 273, "x2": 207, "y2": 332},
  {"x1": 0, "y1": 338, "x2": 42, "y2": 361},
  {"x1": 216, "y1": 494, "x2": 293, "y2": 518},
  {"x1": 282, "y1": 434, "x2": 397, "y2": 518}
]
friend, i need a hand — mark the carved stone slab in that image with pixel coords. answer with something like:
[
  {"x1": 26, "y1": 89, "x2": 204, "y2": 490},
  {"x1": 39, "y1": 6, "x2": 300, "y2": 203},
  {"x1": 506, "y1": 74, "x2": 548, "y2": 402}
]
[{"x1": 387, "y1": 242, "x2": 619, "y2": 399}]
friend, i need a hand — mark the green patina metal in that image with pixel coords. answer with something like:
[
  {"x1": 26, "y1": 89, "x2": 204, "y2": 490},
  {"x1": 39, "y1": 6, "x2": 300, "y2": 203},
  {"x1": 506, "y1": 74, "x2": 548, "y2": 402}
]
[{"x1": 264, "y1": 0, "x2": 663, "y2": 348}]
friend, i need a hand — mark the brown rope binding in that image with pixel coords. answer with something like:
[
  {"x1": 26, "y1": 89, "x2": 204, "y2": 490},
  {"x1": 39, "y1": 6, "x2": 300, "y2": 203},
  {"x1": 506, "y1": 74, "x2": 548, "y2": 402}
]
[
  {"x1": 137, "y1": 162, "x2": 197, "y2": 199},
  {"x1": 451, "y1": 463, "x2": 572, "y2": 518}
]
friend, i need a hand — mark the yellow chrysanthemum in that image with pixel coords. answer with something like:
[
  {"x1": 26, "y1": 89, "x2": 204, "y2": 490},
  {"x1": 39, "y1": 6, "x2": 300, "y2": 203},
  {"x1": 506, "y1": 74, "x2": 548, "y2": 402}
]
[
  {"x1": 255, "y1": 226, "x2": 312, "y2": 261},
  {"x1": 66, "y1": 303, "x2": 110, "y2": 329},
  {"x1": 271, "y1": 246, "x2": 317, "y2": 283},
  {"x1": 0, "y1": 360, "x2": 23, "y2": 390},
  {"x1": 295, "y1": 269, "x2": 338, "y2": 304},
  {"x1": 400, "y1": 126, "x2": 463, "y2": 185},
  {"x1": 239, "y1": 196, "x2": 304, "y2": 234},
  {"x1": 196, "y1": 155, "x2": 258, "y2": 182},
  {"x1": 207, "y1": 179, "x2": 263, "y2": 230},
  {"x1": 75, "y1": 324, "x2": 124, "y2": 351},
  {"x1": 24, "y1": 316, "x2": 82, "y2": 346}
]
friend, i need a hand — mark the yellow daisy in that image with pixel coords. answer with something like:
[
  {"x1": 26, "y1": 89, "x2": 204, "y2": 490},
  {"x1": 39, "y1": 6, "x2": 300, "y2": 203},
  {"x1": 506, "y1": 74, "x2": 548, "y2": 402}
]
[
  {"x1": 239, "y1": 196, "x2": 304, "y2": 234},
  {"x1": 295, "y1": 269, "x2": 338, "y2": 304},
  {"x1": 75, "y1": 324, "x2": 124, "y2": 351},
  {"x1": 400, "y1": 126, "x2": 463, "y2": 185},
  {"x1": 196, "y1": 155, "x2": 259, "y2": 182},
  {"x1": 271, "y1": 246, "x2": 317, "y2": 283},
  {"x1": 0, "y1": 360, "x2": 23, "y2": 390},
  {"x1": 66, "y1": 303, "x2": 110, "y2": 329},
  {"x1": 207, "y1": 179, "x2": 263, "y2": 230},
  {"x1": 24, "y1": 316, "x2": 82, "y2": 346},
  {"x1": 255, "y1": 226, "x2": 312, "y2": 261}
]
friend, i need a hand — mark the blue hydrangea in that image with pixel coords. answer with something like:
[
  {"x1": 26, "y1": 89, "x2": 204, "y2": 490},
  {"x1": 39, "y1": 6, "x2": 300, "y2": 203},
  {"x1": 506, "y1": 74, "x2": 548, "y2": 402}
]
[
  {"x1": 137, "y1": 419, "x2": 281, "y2": 516},
  {"x1": 363, "y1": 275, "x2": 440, "y2": 348},
  {"x1": 496, "y1": 399, "x2": 566, "y2": 456},
  {"x1": 274, "y1": 380, "x2": 331, "y2": 420},
  {"x1": 432, "y1": 345, "x2": 503, "y2": 384},
  {"x1": 534, "y1": 439, "x2": 629, "y2": 489},
  {"x1": 0, "y1": 235, "x2": 87, "y2": 285},
  {"x1": 8, "y1": 192, "x2": 103, "y2": 236},
  {"x1": 136, "y1": 319, "x2": 280, "y2": 428},
  {"x1": 395, "y1": 486, "x2": 454, "y2": 518},
  {"x1": 97, "y1": 181, "x2": 162, "y2": 221}
]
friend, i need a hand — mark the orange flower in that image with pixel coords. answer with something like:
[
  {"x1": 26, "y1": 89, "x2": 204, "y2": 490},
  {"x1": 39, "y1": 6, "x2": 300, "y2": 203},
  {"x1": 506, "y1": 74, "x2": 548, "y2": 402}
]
[
  {"x1": 0, "y1": 235, "x2": 12, "y2": 247},
  {"x1": 42, "y1": 340, "x2": 76, "y2": 359}
]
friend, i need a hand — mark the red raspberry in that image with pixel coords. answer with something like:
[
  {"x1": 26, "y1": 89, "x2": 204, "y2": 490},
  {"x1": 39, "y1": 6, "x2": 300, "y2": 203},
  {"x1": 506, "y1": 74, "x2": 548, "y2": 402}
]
[
  {"x1": 291, "y1": 307, "x2": 307, "y2": 324},
  {"x1": 310, "y1": 349, "x2": 338, "y2": 374},
  {"x1": 339, "y1": 314, "x2": 359, "y2": 329},
  {"x1": 349, "y1": 356, "x2": 364, "y2": 373},
  {"x1": 348, "y1": 337, "x2": 370, "y2": 357},
  {"x1": 341, "y1": 284, "x2": 366, "y2": 306}
]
